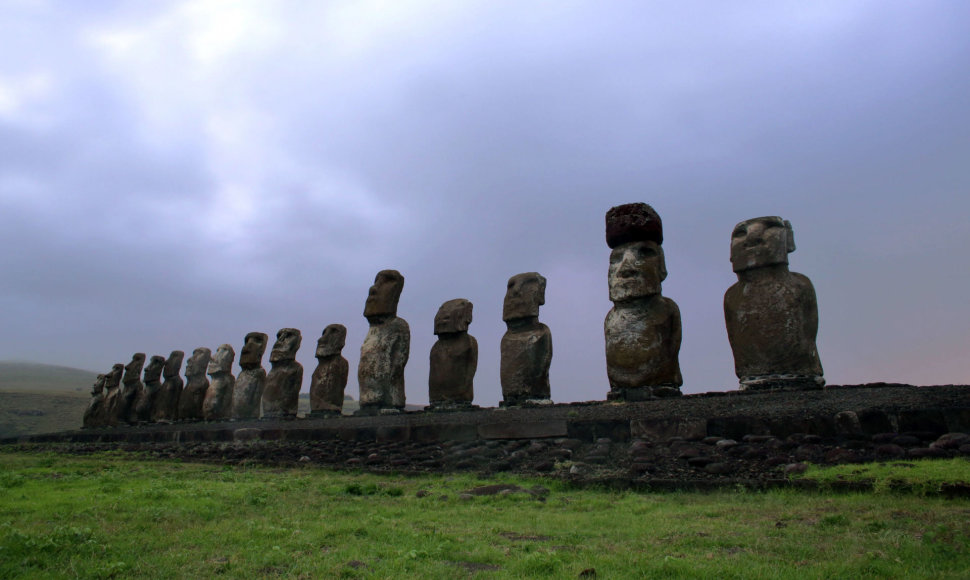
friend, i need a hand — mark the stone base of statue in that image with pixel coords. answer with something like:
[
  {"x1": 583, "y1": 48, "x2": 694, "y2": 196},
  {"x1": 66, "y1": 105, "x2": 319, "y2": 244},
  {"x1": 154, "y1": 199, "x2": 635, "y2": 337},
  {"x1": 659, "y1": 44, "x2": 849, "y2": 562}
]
[
  {"x1": 607, "y1": 385, "x2": 682, "y2": 402},
  {"x1": 499, "y1": 397, "x2": 553, "y2": 408},
  {"x1": 354, "y1": 404, "x2": 403, "y2": 417},
  {"x1": 307, "y1": 408, "x2": 342, "y2": 419},
  {"x1": 426, "y1": 401, "x2": 480, "y2": 413},
  {"x1": 739, "y1": 374, "x2": 824, "y2": 392}
]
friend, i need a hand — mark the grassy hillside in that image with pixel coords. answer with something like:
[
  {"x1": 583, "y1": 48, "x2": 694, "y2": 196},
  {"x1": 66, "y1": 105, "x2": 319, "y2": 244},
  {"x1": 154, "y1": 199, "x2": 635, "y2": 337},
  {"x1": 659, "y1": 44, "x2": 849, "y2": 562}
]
[
  {"x1": 0, "y1": 361, "x2": 96, "y2": 439},
  {"x1": 0, "y1": 361, "x2": 98, "y2": 394}
]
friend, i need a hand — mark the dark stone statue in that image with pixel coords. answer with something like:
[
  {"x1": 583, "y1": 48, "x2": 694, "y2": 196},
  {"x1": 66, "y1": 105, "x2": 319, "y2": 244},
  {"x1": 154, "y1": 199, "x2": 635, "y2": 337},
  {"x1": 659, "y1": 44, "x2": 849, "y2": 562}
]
[
  {"x1": 82, "y1": 374, "x2": 107, "y2": 429},
  {"x1": 177, "y1": 347, "x2": 211, "y2": 421},
  {"x1": 232, "y1": 332, "x2": 268, "y2": 420},
  {"x1": 119, "y1": 353, "x2": 146, "y2": 424},
  {"x1": 133, "y1": 355, "x2": 165, "y2": 423},
  {"x1": 604, "y1": 203, "x2": 683, "y2": 400},
  {"x1": 309, "y1": 324, "x2": 349, "y2": 417},
  {"x1": 261, "y1": 328, "x2": 303, "y2": 419},
  {"x1": 102, "y1": 363, "x2": 124, "y2": 427},
  {"x1": 724, "y1": 216, "x2": 824, "y2": 390},
  {"x1": 357, "y1": 270, "x2": 410, "y2": 414},
  {"x1": 429, "y1": 299, "x2": 478, "y2": 410},
  {"x1": 500, "y1": 272, "x2": 552, "y2": 406},
  {"x1": 203, "y1": 344, "x2": 235, "y2": 421},
  {"x1": 153, "y1": 350, "x2": 184, "y2": 423}
]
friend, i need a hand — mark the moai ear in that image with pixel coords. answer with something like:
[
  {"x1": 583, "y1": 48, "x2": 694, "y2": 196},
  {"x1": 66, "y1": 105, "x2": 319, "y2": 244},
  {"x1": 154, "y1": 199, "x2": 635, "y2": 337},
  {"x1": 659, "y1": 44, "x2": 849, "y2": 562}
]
[
  {"x1": 659, "y1": 246, "x2": 668, "y2": 282},
  {"x1": 784, "y1": 220, "x2": 796, "y2": 253}
]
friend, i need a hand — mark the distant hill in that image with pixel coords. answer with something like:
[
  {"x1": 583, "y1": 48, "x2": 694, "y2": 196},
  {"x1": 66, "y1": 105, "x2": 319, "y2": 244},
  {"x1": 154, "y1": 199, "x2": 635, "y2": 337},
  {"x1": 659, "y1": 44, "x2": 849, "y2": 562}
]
[
  {"x1": 0, "y1": 361, "x2": 97, "y2": 439},
  {"x1": 0, "y1": 361, "x2": 99, "y2": 394}
]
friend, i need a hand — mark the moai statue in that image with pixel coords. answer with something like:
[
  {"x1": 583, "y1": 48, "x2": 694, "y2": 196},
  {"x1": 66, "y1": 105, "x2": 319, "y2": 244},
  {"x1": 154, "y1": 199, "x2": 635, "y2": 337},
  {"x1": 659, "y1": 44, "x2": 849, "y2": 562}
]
[
  {"x1": 119, "y1": 353, "x2": 146, "y2": 425},
  {"x1": 102, "y1": 363, "x2": 125, "y2": 427},
  {"x1": 723, "y1": 216, "x2": 824, "y2": 390},
  {"x1": 153, "y1": 350, "x2": 184, "y2": 423},
  {"x1": 177, "y1": 347, "x2": 211, "y2": 421},
  {"x1": 428, "y1": 299, "x2": 478, "y2": 411},
  {"x1": 309, "y1": 324, "x2": 349, "y2": 418},
  {"x1": 232, "y1": 332, "x2": 268, "y2": 420},
  {"x1": 203, "y1": 344, "x2": 236, "y2": 421},
  {"x1": 261, "y1": 328, "x2": 303, "y2": 419},
  {"x1": 133, "y1": 355, "x2": 165, "y2": 423},
  {"x1": 357, "y1": 270, "x2": 410, "y2": 415},
  {"x1": 82, "y1": 374, "x2": 107, "y2": 429},
  {"x1": 604, "y1": 203, "x2": 683, "y2": 400},
  {"x1": 500, "y1": 273, "x2": 552, "y2": 406}
]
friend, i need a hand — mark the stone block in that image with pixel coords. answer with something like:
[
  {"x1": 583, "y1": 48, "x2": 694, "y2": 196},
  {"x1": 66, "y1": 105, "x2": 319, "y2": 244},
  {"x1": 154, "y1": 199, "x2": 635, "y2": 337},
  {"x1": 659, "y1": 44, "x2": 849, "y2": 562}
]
[
  {"x1": 479, "y1": 420, "x2": 567, "y2": 440},
  {"x1": 631, "y1": 418, "x2": 707, "y2": 441},
  {"x1": 567, "y1": 420, "x2": 631, "y2": 442}
]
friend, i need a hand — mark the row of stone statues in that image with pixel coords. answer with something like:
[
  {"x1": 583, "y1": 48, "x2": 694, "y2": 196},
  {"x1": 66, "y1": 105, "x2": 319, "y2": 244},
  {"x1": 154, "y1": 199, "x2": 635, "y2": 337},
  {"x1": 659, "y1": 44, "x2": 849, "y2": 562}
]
[{"x1": 83, "y1": 203, "x2": 823, "y2": 427}]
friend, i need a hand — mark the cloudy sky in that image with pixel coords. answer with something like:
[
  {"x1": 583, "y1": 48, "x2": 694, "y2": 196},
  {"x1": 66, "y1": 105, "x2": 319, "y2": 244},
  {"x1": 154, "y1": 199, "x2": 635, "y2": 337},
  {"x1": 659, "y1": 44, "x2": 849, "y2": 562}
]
[{"x1": 2, "y1": 0, "x2": 968, "y2": 406}]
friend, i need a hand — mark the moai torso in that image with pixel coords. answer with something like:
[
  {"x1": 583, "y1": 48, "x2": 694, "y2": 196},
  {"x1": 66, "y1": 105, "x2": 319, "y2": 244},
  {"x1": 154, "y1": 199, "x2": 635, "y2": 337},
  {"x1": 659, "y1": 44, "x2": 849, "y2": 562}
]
[
  {"x1": 357, "y1": 270, "x2": 410, "y2": 413},
  {"x1": 262, "y1": 328, "x2": 303, "y2": 419},
  {"x1": 203, "y1": 344, "x2": 235, "y2": 421},
  {"x1": 310, "y1": 324, "x2": 349, "y2": 417},
  {"x1": 82, "y1": 374, "x2": 107, "y2": 429},
  {"x1": 177, "y1": 348, "x2": 211, "y2": 421},
  {"x1": 153, "y1": 351, "x2": 184, "y2": 422},
  {"x1": 119, "y1": 353, "x2": 146, "y2": 424},
  {"x1": 723, "y1": 216, "x2": 823, "y2": 390},
  {"x1": 134, "y1": 355, "x2": 165, "y2": 423},
  {"x1": 232, "y1": 332, "x2": 267, "y2": 420},
  {"x1": 500, "y1": 273, "x2": 552, "y2": 405},
  {"x1": 102, "y1": 364, "x2": 125, "y2": 427},
  {"x1": 429, "y1": 299, "x2": 478, "y2": 409}
]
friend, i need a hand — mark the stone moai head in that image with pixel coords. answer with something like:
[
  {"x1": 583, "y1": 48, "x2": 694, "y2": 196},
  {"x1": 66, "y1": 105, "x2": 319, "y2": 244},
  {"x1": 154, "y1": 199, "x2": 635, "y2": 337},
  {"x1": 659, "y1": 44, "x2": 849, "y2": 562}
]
[
  {"x1": 207, "y1": 344, "x2": 235, "y2": 375},
  {"x1": 363, "y1": 269, "x2": 404, "y2": 319},
  {"x1": 503, "y1": 273, "x2": 546, "y2": 322},
  {"x1": 435, "y1": 299, "x2": 473, "y2": 335},
  {"x1": 316, "y1": 324, "x2": 347, "y2": 358},
  {"x1": 163, "y1": 350, "x2": 184, "y2": 379},
  {"x1": 269, "y1": 328, "x2": 302, "y2": 363},
  {"x1": 91, "y1": 374, "x2": 106, "y2": 395},
  {"x1": 143, "y1": 356, "x2": 166, "y2": 383},
  {"x1": 123, "y1": 353, "x2": 146, "y2": 384},
  {"x1": 606, "y1": 203, "x2": 666, "y2": 303},
  {"x1": 185, "y1": 347, "x2": 212, "y2": 378},
  {"x1": 106, "y1": 364, "x2": 124, "y2": 388},
  {"x1": 239, "y1": 332, "x2": 268, "y2": 370},
  {"x1": 730, "y1": 216, "x2": 795, "y2": 273}
]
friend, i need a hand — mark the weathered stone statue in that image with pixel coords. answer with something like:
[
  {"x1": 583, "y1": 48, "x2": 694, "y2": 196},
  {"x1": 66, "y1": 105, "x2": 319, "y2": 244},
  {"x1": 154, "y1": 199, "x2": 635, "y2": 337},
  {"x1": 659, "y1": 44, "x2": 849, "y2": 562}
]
[
  {"x1": 500, "y1": 273, "x2": 552, "y2": 406},
  {"x1": 261, "y1": 328, "x2": 303, "y2": 419},
  {"x1": 177, "y1": 347, "x2": 211, "y2": 421},
  {"x1": 203, "y1": 344, "x2": 235, "y2": 421},
  {"x1": 429, "y1": 299, "x2": 478, "y2": 411},
  {"x1": 309, "y1": 324, "x2": 349, "y2": 417},
  {"x1": 133, "y1": 355, "x2": 165, "y2": 423},
  {"x1": 102, "y1": 363, "x2": 125, "y2": 427},
  {"x1": 357, "y1": 270, "x2": 410, "y2": 414},
  {"x1": 153, "y1": 350, "x2": 184, "y2": 423},
  {"x1": 82, "y1": 374, "x2": 107, "y2": 429},
  {"x1": 604, "y1": 203, "x2": 683, "y2": 400},
  {"x1": 119, "y1": 353, "x2": 146, "y2": 424},
  {"x1": 724, "y1": 216, "x2": 824, "y2": 390},
  {"x1": 232, "y1": 332, "x2": 268, "y2": 420}
]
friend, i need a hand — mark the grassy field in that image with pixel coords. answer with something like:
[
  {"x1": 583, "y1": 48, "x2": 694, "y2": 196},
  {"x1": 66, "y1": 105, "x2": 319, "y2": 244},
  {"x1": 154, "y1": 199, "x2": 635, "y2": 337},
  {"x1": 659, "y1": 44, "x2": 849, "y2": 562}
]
[
  {"x1": 1, "y1": 451, "x2": 969, "y2": 579},
  {"x1": 0, "y1": 361, "x2": 97, "y2": 439}
]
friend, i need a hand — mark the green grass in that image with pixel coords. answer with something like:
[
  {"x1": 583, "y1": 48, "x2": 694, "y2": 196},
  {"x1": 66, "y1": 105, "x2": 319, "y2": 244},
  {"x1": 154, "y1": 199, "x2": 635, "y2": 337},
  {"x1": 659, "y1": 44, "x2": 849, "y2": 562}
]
[
  {"x1": 795, "y1": 458, "x2": 970, "y2": 495},
  {"x1": 2, "y1": 452, "x2": 970, "y2": 578}
]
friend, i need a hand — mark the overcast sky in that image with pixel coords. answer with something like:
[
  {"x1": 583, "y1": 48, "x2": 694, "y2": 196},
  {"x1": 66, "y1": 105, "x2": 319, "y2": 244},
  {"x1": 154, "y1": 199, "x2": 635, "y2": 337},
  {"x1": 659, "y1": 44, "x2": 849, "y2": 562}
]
[{"x1": 1, "y1": 1, "x2": 968, "y2": 405}]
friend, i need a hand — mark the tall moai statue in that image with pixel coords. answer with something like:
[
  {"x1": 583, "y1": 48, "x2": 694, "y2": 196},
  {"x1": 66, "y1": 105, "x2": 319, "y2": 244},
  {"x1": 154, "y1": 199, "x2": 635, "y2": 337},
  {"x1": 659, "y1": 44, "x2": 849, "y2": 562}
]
[
  {"x1": 261, "y1": 328, "x2": 303, "y2": 419},
  {"x1": 723, "y1": 216, "x2": 823, "y2": 390},
  {"x1": 119, "y1": 353, "x2": 146, "y2": 424},
  {"x1": 500, "y1": 273, "x2": 552, "y2": 406},
  {"x1": 102, "y1": 363, "x2": 125, "y2": 427},
  {"x1": 429, "y1": 299, "x2": 478, "y2": 411},
  {"x1": 203, "y1": 344, "x2": 236, "y2": 421},
  {"x1": 357, "y1": 270, "x2": 410, "y2": 414},
  {"x1": 82, "y1": 374, "x2": 107, "y2": 429},
  {"x1": 133, "y1": 355, "x2": 165, "y2": 423},
  {"x1": 604, "y1": 203, "x2": 683, "y2": 400},
  {"x1": 232, "y1": 332, "x2": 268, "y2": 420},
  {"x1": 309, "y1": 324, "x2": 350, "y2": 417},
  {"x1": 177, "y1": 347, "x2": 211, "y2": 421},
  {"x1": 153, "y1": 350, "x2": 184, "y2": 423}
]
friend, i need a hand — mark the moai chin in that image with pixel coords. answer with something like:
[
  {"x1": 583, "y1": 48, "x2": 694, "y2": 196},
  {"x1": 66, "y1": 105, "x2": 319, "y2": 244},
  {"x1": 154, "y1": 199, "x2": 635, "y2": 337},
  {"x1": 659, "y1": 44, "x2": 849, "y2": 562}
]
[
  {"x1": 723, "y1": 216, "x2": 824, "y2": 391},
  {"x1": 429, "y1": 299, "x2": 478, "y2": 411},
  {"x1": 102, "y1": 363, "x2": 125, "y2": 427},
  {"x1": 153, "y1": 351, "x2": 184, "y2": 423},
  {"x1": 357, "y1": 270, "x2": 410, "y2": 415},
  {"x1": 500, "y1": 273, "x2": 552, "y2": 406},
  {"x1": 309, "y1": 324, "x2": 349, "y2": 418},
  {"x1": 232, "y1": 332, "x2": 268, "y2": 420},
  {"x1": 119, "y1": 353, "x2": 146, "y2": 425},
  {"x1": 177, "y1": 347, "x2": 211, "y2": 421},
  {"x1": 203, "y1": 344, "x2": 236, "y2": 421},
  {"x1": 261, "y1": 328, "x2": 303, "y2": 419},
  {"x1": 604, "y1": 203, "x2": 683, "y2": 401},
  {"x1": 133, "y1": 355, "x2": 165, "y2": 423},
  {"x1": 82, "y1": 374, "x2": 107, "y2": 429}
]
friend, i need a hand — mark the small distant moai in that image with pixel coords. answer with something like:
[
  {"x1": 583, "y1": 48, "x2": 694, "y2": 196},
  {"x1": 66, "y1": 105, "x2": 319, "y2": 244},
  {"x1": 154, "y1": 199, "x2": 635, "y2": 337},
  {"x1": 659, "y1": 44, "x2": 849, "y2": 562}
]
[
  {"x1": 177, "y1": 347, "x2": 211, "y2": 421},
  {"x1": 232, "y1": 332, "x2": 268, "y2": 420},
  {"x1": 82, "y1": 374, "x2": 107, "y2": 429},
  {"x1": 604, "y1": 203, "x2": 683, "y2": 400},
  {"x1": 119, "y1": 353, "x2": 146, "y2": 425},
  {"x1": 428, "y1": 299, "x2": 478, "y2": 411},
  {"x1": 309, "y1": 324, "x2": 350, "y2": 418},
  {"x1": 133, "y1": 355, "x2": 165, "y2": 423},
  {"x1": 723, "y1": 216, "x2": 824, "y2": 390},
  {"x1": 153, "y1": 350, "x2": 184, "y2": 423},
  {"x1": 203, "y1": 344, "x2": 236, "y2": 421},
  {"x1": 102, "y1": 363, "x2": 125, "y2": 427},
  {"x1": 500, "y1": 272, "x2": 552, "y2": 406},
  {"x1": 357, "y1": 270, "x2": 410, "y2": 415},
  {"x1": 261, "y1": 328, "x2": 303, "y2": 419}
]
